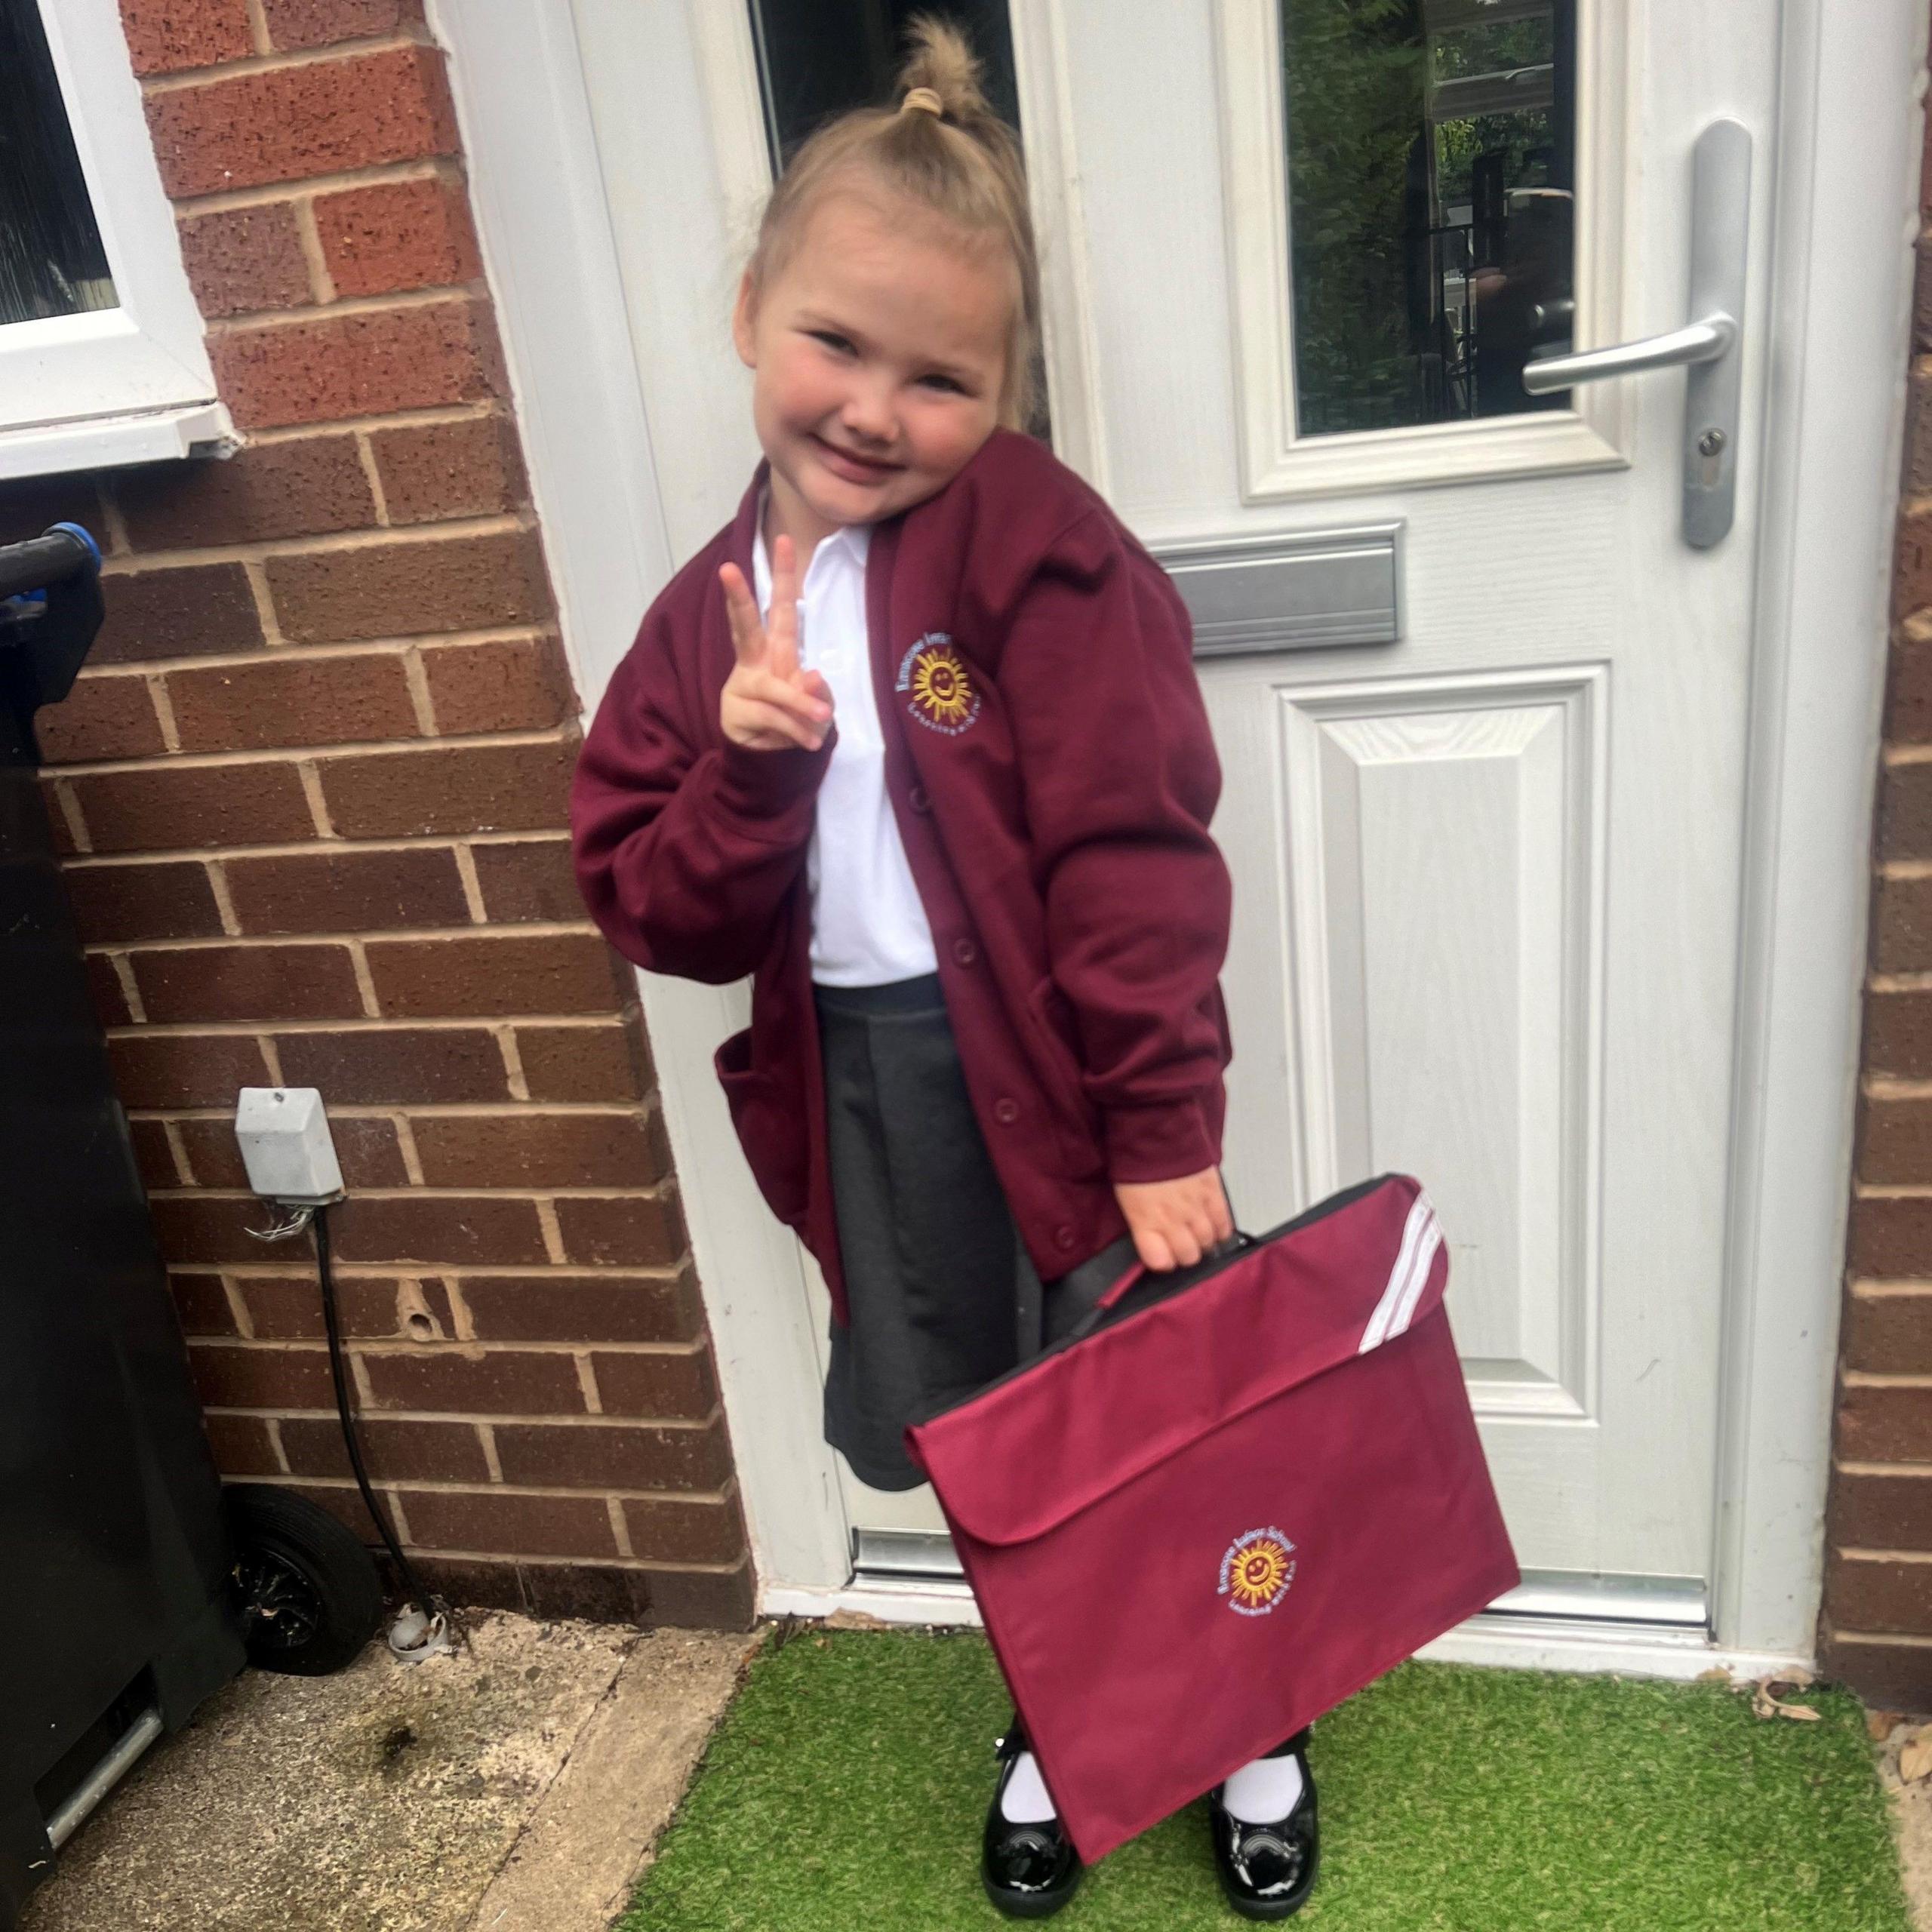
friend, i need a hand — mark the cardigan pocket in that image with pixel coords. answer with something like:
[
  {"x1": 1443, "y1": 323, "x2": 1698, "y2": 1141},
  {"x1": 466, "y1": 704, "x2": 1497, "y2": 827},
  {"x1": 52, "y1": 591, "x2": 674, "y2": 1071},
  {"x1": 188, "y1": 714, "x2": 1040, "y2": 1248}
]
[
  {"x1": 714, "y1": 1026, "x2": 809, "y2": 1228},
  {"x1": 1026, "y1": 977, "x2": 1106, "y2": 1179}
]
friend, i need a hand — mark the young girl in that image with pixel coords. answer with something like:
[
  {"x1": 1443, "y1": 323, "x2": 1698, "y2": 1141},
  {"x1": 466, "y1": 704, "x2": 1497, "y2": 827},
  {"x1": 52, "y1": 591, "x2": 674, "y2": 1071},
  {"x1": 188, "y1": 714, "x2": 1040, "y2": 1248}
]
[{"x1": 571, "y1": 19, "x2": 1316, "y2": 1920}]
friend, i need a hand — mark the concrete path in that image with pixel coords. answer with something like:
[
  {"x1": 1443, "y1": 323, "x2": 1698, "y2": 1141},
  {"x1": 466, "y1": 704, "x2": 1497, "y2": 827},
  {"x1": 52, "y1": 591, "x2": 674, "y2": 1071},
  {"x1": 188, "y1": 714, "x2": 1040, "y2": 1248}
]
[{"x1": 20, "y1": 1611, "x2": 754, "y2": 1932}]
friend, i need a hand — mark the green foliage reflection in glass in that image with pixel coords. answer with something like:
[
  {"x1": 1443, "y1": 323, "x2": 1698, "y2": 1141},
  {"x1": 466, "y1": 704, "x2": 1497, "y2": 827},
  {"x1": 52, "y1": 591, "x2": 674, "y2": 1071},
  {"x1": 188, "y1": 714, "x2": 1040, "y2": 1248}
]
[{"x1": 1281, "y1": 0, "x2": 1574, "y2": 436}]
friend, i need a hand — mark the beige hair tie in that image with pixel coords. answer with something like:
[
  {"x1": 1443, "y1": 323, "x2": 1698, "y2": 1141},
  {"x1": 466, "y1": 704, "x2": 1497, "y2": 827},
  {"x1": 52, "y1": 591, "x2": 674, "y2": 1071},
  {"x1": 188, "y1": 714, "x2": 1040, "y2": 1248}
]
[{"x1": 900, "y1": 86, "x2": 945, "y2": 118}]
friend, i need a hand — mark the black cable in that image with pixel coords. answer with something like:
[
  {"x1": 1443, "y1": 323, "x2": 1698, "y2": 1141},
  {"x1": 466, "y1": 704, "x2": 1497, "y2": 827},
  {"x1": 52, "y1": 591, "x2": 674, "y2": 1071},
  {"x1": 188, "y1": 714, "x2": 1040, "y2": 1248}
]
[{"x1": 312, "y1": 1203, "x2": 444, "y2": 1621}]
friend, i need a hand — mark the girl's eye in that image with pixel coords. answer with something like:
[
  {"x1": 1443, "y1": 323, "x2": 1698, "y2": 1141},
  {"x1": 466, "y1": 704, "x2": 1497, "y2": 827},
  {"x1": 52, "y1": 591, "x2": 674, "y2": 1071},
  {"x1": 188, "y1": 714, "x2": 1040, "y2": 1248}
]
[
  {"x1": 919, "y1": 374, "x2": 968, "y2": 395},
  {"x1": 809, "y1": 331, "x2": 855, "y2": 355}
]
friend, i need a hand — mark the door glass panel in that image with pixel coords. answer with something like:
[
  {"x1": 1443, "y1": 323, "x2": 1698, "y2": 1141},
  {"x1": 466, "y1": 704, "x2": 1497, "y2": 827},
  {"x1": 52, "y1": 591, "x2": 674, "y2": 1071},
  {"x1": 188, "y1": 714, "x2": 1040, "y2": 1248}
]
[
  {"x1": 1281, "y1": 0, "x2": 1575, "y2": 437},
  {"x1": 0, "y1": 0, "x2": 116, "y2": 325}
]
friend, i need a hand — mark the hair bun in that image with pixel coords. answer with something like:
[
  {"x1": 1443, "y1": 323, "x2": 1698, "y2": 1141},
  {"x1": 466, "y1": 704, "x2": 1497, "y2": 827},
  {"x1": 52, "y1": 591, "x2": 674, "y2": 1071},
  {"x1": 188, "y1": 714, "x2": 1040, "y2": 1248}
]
[{"x1": 897, "y1": 13, "x2": 990, "y2": 122}]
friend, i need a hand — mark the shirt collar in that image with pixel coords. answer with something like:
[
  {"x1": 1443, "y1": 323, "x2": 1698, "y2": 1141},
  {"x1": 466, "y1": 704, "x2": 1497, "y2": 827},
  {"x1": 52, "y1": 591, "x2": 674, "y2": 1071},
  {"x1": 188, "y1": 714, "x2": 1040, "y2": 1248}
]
[{"x1": 751, "y1": 488, "x2": 872, "y2": 610}]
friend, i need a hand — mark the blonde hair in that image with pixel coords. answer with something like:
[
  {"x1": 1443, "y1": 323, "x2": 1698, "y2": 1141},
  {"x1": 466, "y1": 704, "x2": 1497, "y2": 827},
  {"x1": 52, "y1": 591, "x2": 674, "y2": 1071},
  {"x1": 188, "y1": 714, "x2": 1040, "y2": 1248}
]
[{"x1": 745, "y1": 15, "x2": 1042, "y2": 432}]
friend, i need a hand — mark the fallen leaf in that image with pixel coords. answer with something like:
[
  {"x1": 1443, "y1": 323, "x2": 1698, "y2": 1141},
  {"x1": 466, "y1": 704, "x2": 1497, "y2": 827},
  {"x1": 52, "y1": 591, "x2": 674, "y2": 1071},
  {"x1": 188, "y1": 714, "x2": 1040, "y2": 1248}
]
[
  {"x1": 1900, "y1": 1729, "x2": 1932, "y2": 1783},
  {"x1": 1869, "y1": 1709, "x2": 1906, "y2": 1743},
  {"x1": 1697, "y1": 1666, "x2": 1734, "y2": 1684},
  {"x1": 1752, "y1": 1679, "x2": 1822, "y2": 1722}
]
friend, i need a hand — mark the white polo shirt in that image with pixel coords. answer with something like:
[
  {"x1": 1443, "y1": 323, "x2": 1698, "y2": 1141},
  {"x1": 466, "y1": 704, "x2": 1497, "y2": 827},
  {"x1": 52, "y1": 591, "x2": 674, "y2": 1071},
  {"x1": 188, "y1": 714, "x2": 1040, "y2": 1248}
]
[{"x1": 752, "y1": 510, "x2": 939, "y2": 988}]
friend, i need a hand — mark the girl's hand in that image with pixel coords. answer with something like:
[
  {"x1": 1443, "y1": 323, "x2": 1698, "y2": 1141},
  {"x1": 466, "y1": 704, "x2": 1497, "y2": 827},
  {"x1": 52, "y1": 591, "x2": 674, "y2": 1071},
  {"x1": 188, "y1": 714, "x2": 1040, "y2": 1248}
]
[
  {"x1": 718, "y1": 533, "x2": 835, "y2": 752},
  {"x1": 1113, "y1": 1167, "x2": 1235, "y2": 1272}
]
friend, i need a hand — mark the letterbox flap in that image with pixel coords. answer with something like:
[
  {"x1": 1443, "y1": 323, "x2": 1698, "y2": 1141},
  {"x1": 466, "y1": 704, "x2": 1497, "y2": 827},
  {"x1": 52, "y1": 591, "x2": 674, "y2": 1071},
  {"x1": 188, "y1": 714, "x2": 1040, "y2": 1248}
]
[{"x1": 908, "y1": 1176, "x2": 1446, "y2": 1548}]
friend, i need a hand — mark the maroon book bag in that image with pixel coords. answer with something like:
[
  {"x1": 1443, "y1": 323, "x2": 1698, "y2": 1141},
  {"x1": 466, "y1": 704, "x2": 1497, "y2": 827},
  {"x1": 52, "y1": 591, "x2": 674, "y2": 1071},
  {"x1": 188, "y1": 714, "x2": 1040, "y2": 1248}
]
[{"x1": 905, "y1": 1173, "x2": 1519, "y2": 1863}]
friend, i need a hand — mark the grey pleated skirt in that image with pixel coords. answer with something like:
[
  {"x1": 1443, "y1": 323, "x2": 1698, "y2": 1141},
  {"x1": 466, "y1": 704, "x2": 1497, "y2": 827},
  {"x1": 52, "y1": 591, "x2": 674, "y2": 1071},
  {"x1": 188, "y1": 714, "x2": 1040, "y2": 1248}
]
[{"x1": 814, "y1": 971, "x2": 1137, "y2": 1492}]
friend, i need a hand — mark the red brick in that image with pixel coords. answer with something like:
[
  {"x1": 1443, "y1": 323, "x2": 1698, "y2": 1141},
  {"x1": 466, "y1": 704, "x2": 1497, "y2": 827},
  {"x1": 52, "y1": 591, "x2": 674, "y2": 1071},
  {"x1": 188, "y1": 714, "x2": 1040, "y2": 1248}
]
[
  {"x1": 1817, "y1": 1632, "x2": 1932, "y2": 1714},
  {"x1": 1917, "y1": 244, "x2": 1932, "y2": 356},
  {"x1": 1840, "y1": 1382, "x2": 1932, "y2": 1463},
  {"x1": 621, "y1": 1494, "x2": 746, "y2": 1566},
  {"x1": 1826, "y1": 1556, "x2": 1932, "y2": 1635},
  {"x1": 188, "y1": 1340, "x2": 334, "y2": 1410},
  {"x1": 423, "y1": 638, "x2": 573, "y2": 735},
  {"x1": 271, "y1": 1025, "x2": 509, "y2": 1102},
  {"x1": 1903, "y1": 507, "x2": 1932, "y2": 619},
  {"x1": 397, "y1": 1488, "x2": 617, "y2": 1560},
  {"x1": 130, "y1": 941, "x2": 363, "y2": 1023},
  {"x1": 468, "y1": 838, "x2": 580, "y2": 924},
  {"x1": 636, "y1": 1558, "x2": 755, "y2": 1632},
  {"x1": 118, "y1": 0, "x2": 252, "y2": 74},
  {"x1": 313, "y1": 174, "x2": 480, "y2": 299},
  {"x1": 1881, "y1": 761, "x2": 1932, "y2": 860},
  {"x1": 280, "y1": 1415, "x2": 488, "y2": 1484},
  {"x1": 225, "y1": 846, "x2": 469, "y2": 934},
  {"x1": 67, "y1": 758, "x2": 316, "y2": 855},
  {"x1": 1850, "y1": 1196, "x2": 1932, "y2": 1279},
  {"x1": 202, "y1": 1411, "x2": 284, "y2": 1477},
  {"x1": 63, "y1": 860, "x2": 226, "y2": 944},
  {"x1": 238, "y1": 1272, "x2": 455, "y2": 1340},
  {"x1": 94, "y1": 564, "x2": 264, "y2": 666},
  {"x1": 555, "y1": 1193, "x2": 686, "y2": 1268},
  {"x1": 1868, "y1": 989, "x2": 1932, "y2": 1079},
  {"x1": 1909, "y1": 374, "x2": 1932, "y2": 501},
  {"x1": 144, "y1": 45, "x2": 457, "y2": 198},
  {"x1": 370, "y1": 413, "x2": 526, "y2": 525},
  {"x1": 168, "y1": 1268, "x2": 235, "y2": 1334},
  {"x1": 131, "y1": 1118, "x2": 186, "y2": 1190},
  {"x1": 152, "y1": 1193, "x2": 294, "y2": 1266},
  {"x1": 35, "y1": 675, "x2": 166, "y2": 765},
  {"x1": 1842, "y1": 1291, "x2": 1932, "y2": 1374},
  {"x1": 318, "y1": 737, "x2": 575, "y2": 838},
  {"x1": 166, "y1": 652, "x2": 420, "y2": 754},
  {"x1": 326, "y1": 1193, "x2": 550, "y2": 1265},
  {"x1": 175, "y1": 1112, "x2": 408, "y2": 1189},
  {"x1": 360, "y1": 1348, "x2": 584, "y2": 1414},
  {"x1": 494, "y1": 1417, "x2": 731, "y2": 1491},
  {"x1": 176, "y1": 205, "x2": 314, "y2": 320},
  {"x1": 410, "y1": 1111, "x2": 659, "y2": 1189},
  {"x1": 1872, "y1": 874, "x2": 1932, "y2": 974},
  {"x1": 117, "y1": 437, "x2": 373, "y2": 549},
  {"x1": 456, "y1": 1271, "x2": 700, "y2": 1345},
  {"x1": 262, "y1": 0, "x2": 423, "y2": 49},
  {"x1": 86, "y1": 955, "x2": 135, "y2": 1029},
  {"x1": 0, "y1": 475, "x2": 102, "y2": 547},
  {"x1": 589, "y1": 1345, "x2": 716, "y2": 1420},
  {"x1": 1889, "y1": 636, "x2": 1932, "y2": 748},
  {"x1": 262, "y1": 1481, "x2": 393, "y2": 1540},
  {"x1": 1830, "y1": 1469, "x2": 1932, "y2": 1550},
  {"x1": 515, "y1": 1023, "x2": 649, "y2": 1103},
  {"x1": 1860, "y1": 1097, "x2": 1932, "y2": 1187},
  {"x1": 211, "y1": 298, "x2": 501, "y2": 432},
  {"x1": 367, "y1": 930, "x2": 621, "y2": 1018},
  {"x1": 266, "y1": 528, "x2": 547, "y2": 645},
  {"x1": 108, "y1": 1032, "x2": 274, "y2": 1109}
]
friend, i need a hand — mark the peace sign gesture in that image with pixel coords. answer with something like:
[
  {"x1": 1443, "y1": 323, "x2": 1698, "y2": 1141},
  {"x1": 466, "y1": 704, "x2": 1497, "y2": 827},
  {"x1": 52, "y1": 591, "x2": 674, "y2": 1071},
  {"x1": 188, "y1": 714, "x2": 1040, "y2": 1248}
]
[{"x1": 717, "y1": 533, "x2": 835, "y2": 754}]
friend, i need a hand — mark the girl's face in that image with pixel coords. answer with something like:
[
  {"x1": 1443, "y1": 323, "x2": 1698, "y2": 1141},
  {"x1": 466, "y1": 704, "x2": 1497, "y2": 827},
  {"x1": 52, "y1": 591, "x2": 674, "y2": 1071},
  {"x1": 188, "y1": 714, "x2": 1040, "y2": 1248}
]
[{"x1": 734, "y1": 189, "x2": 1014, "y2": 549}]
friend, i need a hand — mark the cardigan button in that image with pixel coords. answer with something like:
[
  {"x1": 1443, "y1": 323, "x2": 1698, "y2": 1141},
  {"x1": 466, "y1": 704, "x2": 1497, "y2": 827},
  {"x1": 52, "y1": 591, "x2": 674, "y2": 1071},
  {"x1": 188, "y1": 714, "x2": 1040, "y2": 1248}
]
[
  {"x1": 1054, "y1": 1225, "x2": 1078, "y2": 1251},
  {"x1": 908, "y1": 783, "x2": 931, "y2": 813},
  {"x1": 952, "y1": 937, "x2": 979, "y2": 967},
  {"x1": 993, "y1": 1097, "x2": 1020, "y2": 1125}
]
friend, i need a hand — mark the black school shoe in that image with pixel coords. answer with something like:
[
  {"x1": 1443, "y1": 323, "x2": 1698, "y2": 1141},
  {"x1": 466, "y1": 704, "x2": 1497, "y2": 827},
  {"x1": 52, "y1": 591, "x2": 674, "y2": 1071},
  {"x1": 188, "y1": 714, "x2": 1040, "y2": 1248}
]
[
  {"x1": 982, "y1": 1715, "x2": 1083, "y2": 1918},
  {"x1": 1207, "y1": 1729, "x2": 1319, "y2": 1920}
]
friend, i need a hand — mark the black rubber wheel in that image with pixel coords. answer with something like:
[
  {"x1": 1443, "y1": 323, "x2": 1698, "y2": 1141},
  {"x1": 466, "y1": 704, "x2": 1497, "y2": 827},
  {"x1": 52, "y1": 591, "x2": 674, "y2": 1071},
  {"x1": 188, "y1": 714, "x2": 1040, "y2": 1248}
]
[{"x1": 226, "y1": 1484, "x2": 383, "y2": 1676}]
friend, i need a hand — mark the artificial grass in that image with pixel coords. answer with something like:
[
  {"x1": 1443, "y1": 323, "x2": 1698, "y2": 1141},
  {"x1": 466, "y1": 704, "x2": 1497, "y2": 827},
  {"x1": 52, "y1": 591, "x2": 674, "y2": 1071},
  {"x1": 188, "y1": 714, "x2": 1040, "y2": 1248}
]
[{"x1": 619, "y1": 1627, "x2": 1910, "y2": 1931}]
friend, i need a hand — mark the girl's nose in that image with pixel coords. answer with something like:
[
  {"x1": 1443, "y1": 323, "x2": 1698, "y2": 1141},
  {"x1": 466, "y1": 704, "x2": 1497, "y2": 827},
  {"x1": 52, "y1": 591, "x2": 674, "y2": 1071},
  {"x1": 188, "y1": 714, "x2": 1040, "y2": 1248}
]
[{"x1": 839, "y1": 382, "x2": 897, "y2": 447}]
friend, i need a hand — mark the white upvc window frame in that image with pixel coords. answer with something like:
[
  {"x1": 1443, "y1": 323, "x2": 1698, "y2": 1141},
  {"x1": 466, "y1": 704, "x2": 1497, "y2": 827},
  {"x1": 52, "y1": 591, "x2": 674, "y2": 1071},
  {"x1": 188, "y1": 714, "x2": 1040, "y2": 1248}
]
[
  {"x1": 1214, "y1": 0, "x2": 1632, "y2": 502},
  {"x1": 2, "y1": 0, "x2": 227, "y2": 482}
]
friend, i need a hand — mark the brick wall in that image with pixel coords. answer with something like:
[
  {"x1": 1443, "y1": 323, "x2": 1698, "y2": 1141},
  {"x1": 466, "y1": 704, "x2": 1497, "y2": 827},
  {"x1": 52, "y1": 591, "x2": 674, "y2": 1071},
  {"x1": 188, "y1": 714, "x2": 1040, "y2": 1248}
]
[
  {"x1": 1820, "y1": 71, "x2": 1932, "y2": 1704},
  {"x1": 1, "y1": 0, "x2": 751, "y2": 1627}
]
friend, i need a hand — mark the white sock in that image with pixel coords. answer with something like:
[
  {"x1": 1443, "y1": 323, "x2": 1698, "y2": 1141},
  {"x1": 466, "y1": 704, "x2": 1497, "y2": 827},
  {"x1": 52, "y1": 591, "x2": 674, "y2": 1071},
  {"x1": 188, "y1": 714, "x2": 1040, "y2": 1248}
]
[
  {"x1": 1220, "y1": 1752, "x2": 1305, "y2": 1825},
  {"x1": 998, "y1": 1749, "x2": 1058, "y2": 1823}
]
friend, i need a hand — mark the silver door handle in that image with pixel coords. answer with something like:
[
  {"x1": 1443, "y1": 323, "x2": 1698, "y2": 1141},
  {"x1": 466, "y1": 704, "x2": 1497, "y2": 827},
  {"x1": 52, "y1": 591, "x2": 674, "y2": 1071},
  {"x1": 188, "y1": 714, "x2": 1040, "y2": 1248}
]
[{"x1": 1521, "y1": 118, "x2": 1752, "y2": 549}]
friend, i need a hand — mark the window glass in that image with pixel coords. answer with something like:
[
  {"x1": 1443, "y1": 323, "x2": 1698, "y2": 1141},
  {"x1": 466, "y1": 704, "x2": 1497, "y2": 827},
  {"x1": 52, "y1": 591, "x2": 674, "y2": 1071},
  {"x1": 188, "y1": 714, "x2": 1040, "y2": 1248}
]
[
  {"x1": 1, "y1": 0, "x2": 116, "y2": 327},
  {"x1": 1281, "y1": 0, "x2": 1575, "y2": 436}
]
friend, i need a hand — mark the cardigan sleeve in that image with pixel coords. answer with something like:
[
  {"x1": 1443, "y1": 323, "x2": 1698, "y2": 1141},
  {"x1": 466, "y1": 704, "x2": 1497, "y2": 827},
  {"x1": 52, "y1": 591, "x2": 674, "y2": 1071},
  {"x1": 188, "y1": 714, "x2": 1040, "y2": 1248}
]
[
  {"x1": 571, "y1": 603, "x2": 834, "y2": 986},
  {"x1": 996, "y1": 509, "x2": 1233, "y2": 1183}
]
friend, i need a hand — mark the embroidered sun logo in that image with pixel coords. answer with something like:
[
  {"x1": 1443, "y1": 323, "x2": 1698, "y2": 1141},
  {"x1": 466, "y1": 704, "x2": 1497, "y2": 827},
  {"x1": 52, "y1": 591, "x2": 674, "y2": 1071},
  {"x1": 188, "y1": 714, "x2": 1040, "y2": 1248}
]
[
  {"x1": 897, "y1": 632, "x2": 982, "y2": 737},
  {"x1": 1218, "y1": 1527, "x2": 1297, "y2": 1617}
]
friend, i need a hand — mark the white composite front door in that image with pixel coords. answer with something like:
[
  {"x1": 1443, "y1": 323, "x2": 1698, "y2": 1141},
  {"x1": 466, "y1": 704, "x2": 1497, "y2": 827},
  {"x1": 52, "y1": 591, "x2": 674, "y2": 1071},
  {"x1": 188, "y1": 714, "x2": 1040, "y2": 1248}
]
[{"x1": 571, "y1": 0, "x2": 1792, "y2": 1626}]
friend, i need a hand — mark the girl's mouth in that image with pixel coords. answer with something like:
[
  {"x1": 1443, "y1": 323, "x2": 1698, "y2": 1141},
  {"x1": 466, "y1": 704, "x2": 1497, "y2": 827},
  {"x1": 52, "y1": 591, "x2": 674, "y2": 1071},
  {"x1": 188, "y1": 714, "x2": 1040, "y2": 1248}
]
[{"x1": 811, "y1": 435, "x2": 902, "y2": 485}]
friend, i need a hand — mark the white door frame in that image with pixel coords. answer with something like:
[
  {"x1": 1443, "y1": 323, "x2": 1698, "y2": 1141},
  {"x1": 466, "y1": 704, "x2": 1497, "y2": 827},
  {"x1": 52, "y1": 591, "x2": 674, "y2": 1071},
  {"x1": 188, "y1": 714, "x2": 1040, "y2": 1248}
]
[{"x1": 431, "y1": 0, "x2": 1925, "y2": 1667}]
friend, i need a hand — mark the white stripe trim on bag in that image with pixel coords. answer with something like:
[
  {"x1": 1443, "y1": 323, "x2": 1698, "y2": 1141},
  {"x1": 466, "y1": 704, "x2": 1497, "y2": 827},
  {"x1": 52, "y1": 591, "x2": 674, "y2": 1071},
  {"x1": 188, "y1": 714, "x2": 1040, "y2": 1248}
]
[{"x1": 1358, "y1": 1191, "x2": 1441, "y2": 1354}]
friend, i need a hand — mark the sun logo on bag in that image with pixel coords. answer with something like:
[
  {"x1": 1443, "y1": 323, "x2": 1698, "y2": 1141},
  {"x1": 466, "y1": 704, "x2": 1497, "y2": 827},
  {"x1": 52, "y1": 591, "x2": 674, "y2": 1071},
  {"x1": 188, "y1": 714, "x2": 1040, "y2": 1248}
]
[
  {"x1": 1219, "y1": 1527, "x2": 1297, "y2": 1617},
  {"x1": 897, "y1": 633, "x2": 981, "y2": 736}
]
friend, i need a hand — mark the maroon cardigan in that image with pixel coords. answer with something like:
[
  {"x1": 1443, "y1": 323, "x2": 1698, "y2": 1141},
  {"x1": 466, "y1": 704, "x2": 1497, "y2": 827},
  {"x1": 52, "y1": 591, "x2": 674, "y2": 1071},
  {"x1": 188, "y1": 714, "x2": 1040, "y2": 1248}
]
[{"x1": 571, "y1": 429, "x2": 1232, "y2": 1322}]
